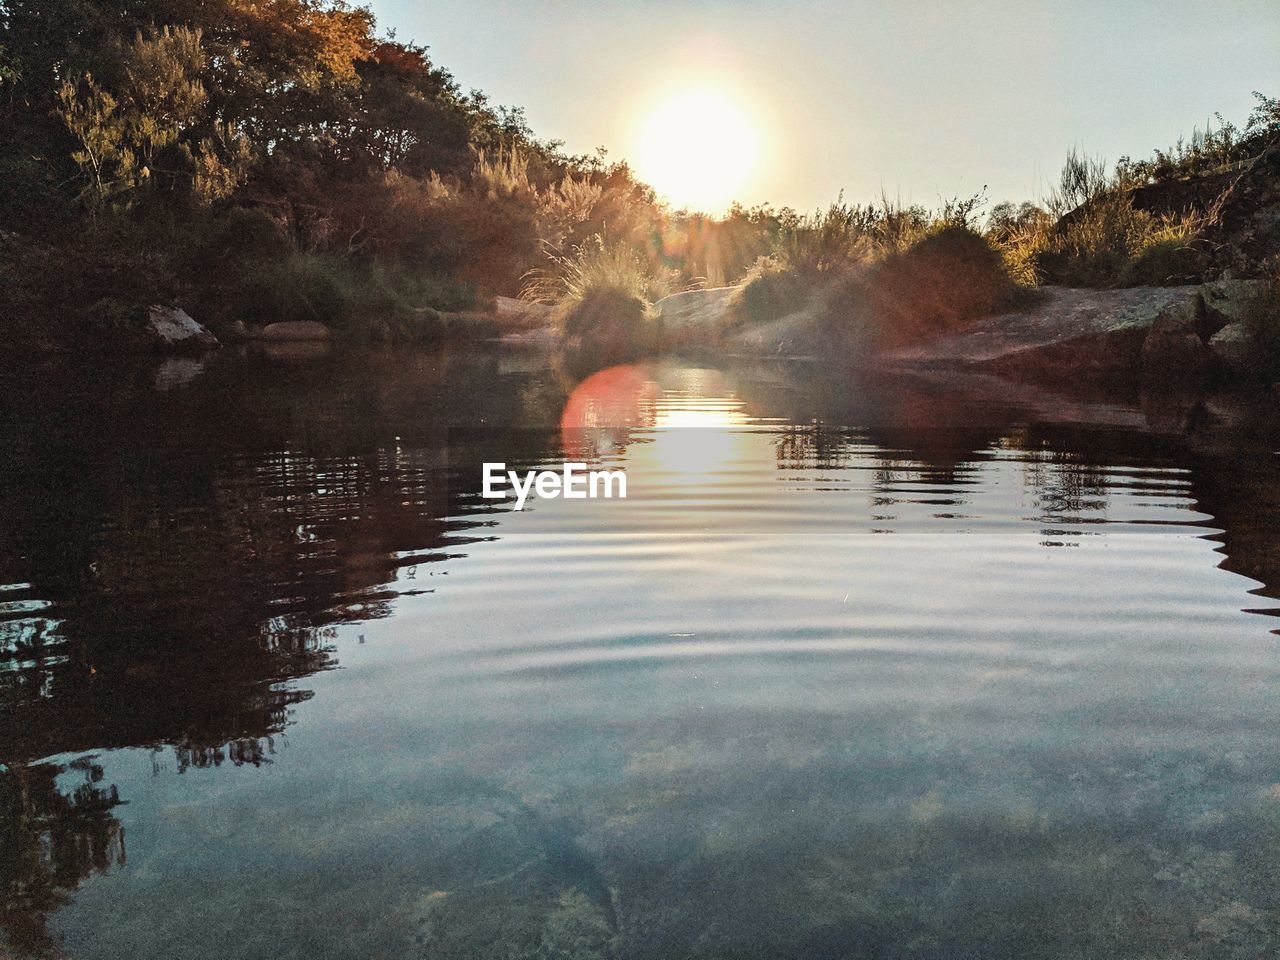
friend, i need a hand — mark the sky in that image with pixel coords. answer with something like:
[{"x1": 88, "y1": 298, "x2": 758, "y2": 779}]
[{"x1": 368, "y1": 0, "x2": 1280, "y2": 214}]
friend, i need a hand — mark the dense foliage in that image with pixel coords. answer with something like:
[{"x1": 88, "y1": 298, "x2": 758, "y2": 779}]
[{"x1": 0, "y1": 0, "x2": 792, "y2": 344}]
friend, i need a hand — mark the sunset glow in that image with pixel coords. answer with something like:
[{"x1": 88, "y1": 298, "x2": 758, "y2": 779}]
[{"x1": 634, "y1": 86, "x2": 761, "y2": 213}]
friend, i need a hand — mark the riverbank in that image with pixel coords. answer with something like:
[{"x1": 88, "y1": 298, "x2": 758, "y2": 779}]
[{"x1": 648, "y1": 277, "x2": 1280, "y2": 391}]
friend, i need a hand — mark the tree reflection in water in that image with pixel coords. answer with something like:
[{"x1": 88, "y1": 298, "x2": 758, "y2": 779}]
[
  {"x1": 3, "y1": 350, "x2": 1280, "y2": 957},
  {"x1": 0, "y1": 347, "x2": 558, "y2": 952},
  {"x1": 0, "y1": 760, "x2": 125, "y2": 955}
]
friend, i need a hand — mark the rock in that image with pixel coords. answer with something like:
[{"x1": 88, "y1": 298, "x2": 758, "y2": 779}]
[
  {"x1": 261, "y1": 341, "x2": 330, "y2": 361},
  {"x1": 493, "y1": 296, "x2": 553, "y2": 323},
  {"x1": 1141, "y1": 297, "x2": 1213, "y2": 388},
  {"x1": 499, "y1": 327, "x2": 557, "y2": 348},
  {"x1": 152, "y1": 356, "x2": 208, "y2": 391},
  {"x1": 224, "y1": 319, "x2": 251, "y2": 343},
  {"x1": 1140, "y1": 388, "x2": 1200, "y2": 434},
  {"x1": 1202, "y1": 393, "x2": 1258, "y2": 429},
  {"x1": 729, "y1": 309, "x2": 826, "y2": 357},
  {"x1": 882, "y1": 285, "x2": 1204, "y2": 381},
  {"x1": 654, "y1": 286, "x2": 739, "y2": 329},
  {"x1": 145, "y1": 305, "x2": 219, "y2": 353},
  {"x1": 1208, "y1": 321, "x2": 1258, "y2": 372},
  {"x1": 1201, "y1": 278, "x2": 1270, "y2": 331},
  {"x1": 256, "y1": 320, "x2": 332, "y2": 342}
]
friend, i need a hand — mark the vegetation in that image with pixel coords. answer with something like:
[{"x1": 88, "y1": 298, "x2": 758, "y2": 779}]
[
  {"x1": 817, "y1": 225, "x2": 1023, "y2": 356},
  {"x1": 986, "y1": 149, "x2": 1208, "y2": 289},
  {"x1": 1, "y1": 0, "x2": 1278, "y2": 361},
  {"x1": 1115, "y1": 92, "x2": 1280, "y2": 184},
  {"x1": 723, "y1": 193, "x2": 1013, "y2": 354},
  {"x1": 719, "y1": 91, "x2": 1278, "y2": 360},
  {"x1": 987, "y1": 93, "x2": 1280, "y2": 291},
  {"x1": 0, "y1": 0, "x2": 779, "y2": 347},
  {"x1": 727, "y1": 256, "x2": 813, "y2": 327}
]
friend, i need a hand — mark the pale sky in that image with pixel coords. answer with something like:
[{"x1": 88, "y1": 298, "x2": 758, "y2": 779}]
[{"x1": 368, "y1": 0, "x2": 1280, "y2": 214}]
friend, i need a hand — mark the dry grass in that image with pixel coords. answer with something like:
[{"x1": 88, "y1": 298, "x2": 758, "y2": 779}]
[
  {"x1": 727, "y1": 193, "x2": 985, "y2": 328},
  {"x1": 986, "y1": 149, "x2": 1208, "y2": 289},
  {"x1": 519, "y1": 235, "x2": 673, "y2": 309}
]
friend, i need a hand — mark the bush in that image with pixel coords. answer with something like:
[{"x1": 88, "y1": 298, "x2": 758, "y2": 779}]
[
  {"x1": 990, "y1": 151, "x2": 1207, "y2": 289},
  {"x1": 521, "y1": 235, "x2": 655, "y2": 306},
  {"x1": 216, "y1": 206, "x2": 292, "y2": 263},
  {"x1": 557, "y1": 285, "x2": 659, "y2": 369},
  {"x1": 822, "y1": 227, "x2": 1018, "y2": 352},
  {"x1": 869, "y1": 227, "x2": 1018, "y2": 343},
  {"x1": 1123, "y1": 238, "x2": 1210, "y2": 286},
  {"x1": 229, "y1": 253, "x2": 476, "y2": 332},
  {"x1": 776, "y1": 199, "x2": 877, "y2": 277},
  {"x1": 725, "y1": 257, "x2": 813, "y2": 327},
  {"x1": 236, "y1": 254, "x2": 360, "y2": 326}
]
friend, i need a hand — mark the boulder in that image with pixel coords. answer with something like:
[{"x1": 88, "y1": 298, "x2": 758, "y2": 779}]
[
  {"x1": 493, "y1": 296, "x2": 553, "y2": 323},
  {"x1": 144, "y1": 305, "x2": 220, "y2": 353},
  {"x1": 729, "y1": 309, "x2": 826, "y2": 357},
  {"x1": 152, "y1": 356, "x2": 208, "y2": 391},
  {"x1": 219, "y1": 319, "x2": 251, "y2": 343},
  {"x1": 1208, "y1": 321, "x2": 1258, "y2": 372},
  {"x1": 654, "y1": 286, "x2": 739, "y2": 329},
  {"x1": 882, "y1": 285, "x2": 1204, "y2": 381},
  {"x1": 1201, "y1": 278, "x2": 1270, "y2": 330},
  {"x1": 1140, "y1": 298, "x2": 1212, "y2": 388},
  {"x1": 256, "y1": 320, "x2": 332, "y2": 342}
]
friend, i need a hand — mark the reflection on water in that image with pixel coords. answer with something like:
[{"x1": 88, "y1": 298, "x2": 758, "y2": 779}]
[{"x1": 3, "y1": 348, "x2": 1280, "y2": 957}]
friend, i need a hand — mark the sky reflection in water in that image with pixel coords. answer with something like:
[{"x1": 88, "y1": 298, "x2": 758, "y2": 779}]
[{"x1": 3, "y1": 349, "x2": 1280, "y2": 959}]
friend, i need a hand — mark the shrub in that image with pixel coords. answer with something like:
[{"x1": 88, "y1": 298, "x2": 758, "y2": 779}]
[
  {"x1": 986, "y1": 201, "x2": 1054, "y2": 286},
  {"x1": 776, "y1": 198, "x2": 877, "y2": 277},
  {"x1": 1116, "y1": 92, "x2": 1280, "y2": 184},
  {"x1": 870, "y1": 227, "x2": 1017, "y2": 343},
  {"x1": 1123, "y1": 238, "x2": 1210, "y2": 286},
  {"x1": 235, "y1": 254, "x2": 358, "y2": 326},
  {"x1": 557, "y1": 285, "x2": 659, "y2": 369},
  {"x1": 988, "y1": 150, "x2": 1208, "y2": 289},
  {"x1": 822, "y1": 227, "x2": 1017, "y2": 352},
  {"x1": 725, "y1": 257, "x2": 813, "y2": 327},
  {"x1": 1038, "y1": 200, "x2": 1203, "y2": 288},
  {"x1": 726, "y1": 196, "x2": 967, "y2": 330},
  {"x1": 218, "y1": 206, "x2": 293, "y2": 263},
  {"x1": 521, "y1": 235, "x2": 659, "y2": 306},
  {"x1": 230, "y1": 253, "x2": 475, "y2": 331}
]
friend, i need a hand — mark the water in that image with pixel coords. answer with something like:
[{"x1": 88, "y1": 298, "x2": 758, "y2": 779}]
[{"x1": 4, "y1": 346, "x2": 1280, "y2": 958}]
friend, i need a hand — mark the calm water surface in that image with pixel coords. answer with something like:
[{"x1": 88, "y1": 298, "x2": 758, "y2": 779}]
[{"x1": 4, "y1": 347, "x2": 1280, "y2": 958}]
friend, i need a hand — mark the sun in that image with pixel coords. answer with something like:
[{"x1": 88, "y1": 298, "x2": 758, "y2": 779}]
[{"x1": 634, "y1": 87, "x2": 761, "y2": 213}]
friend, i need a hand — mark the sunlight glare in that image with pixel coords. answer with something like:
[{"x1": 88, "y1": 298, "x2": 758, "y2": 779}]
[{"x1": 635, "y1": 87, "x2": 761, "y2": 213}]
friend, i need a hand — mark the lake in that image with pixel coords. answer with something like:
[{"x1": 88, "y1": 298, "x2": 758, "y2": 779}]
[{"x1": 4, "y1": 346, "x2": 1280, "y2": 959}]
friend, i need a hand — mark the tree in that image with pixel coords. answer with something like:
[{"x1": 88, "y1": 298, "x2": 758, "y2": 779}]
[{"x1": 56, "y1": 26, "x2": 250, "y2": 209}]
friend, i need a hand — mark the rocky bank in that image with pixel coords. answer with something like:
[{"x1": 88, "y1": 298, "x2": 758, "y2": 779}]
[{"x1": 656, "y1": 279, "x2": 1275, "y2": 388}]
